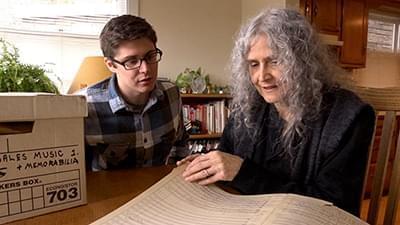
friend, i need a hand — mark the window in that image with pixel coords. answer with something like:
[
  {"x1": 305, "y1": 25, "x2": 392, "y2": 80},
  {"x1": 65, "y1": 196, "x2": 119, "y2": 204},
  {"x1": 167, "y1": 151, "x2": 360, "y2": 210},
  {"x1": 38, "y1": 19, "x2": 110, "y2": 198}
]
[
  {"x1": 0, "y1": 0, "x2": 137, "y2": 93},
  {"x1": 367, "y1": 12, "x2": 400, "y2": 53}
]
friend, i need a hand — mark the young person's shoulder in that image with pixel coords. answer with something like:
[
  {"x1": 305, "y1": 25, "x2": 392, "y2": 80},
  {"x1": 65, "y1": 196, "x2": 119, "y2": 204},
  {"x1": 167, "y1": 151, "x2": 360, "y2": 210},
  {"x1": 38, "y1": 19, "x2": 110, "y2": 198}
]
[
  {"x1": 157, "y1": 80, "x2": 178, "y2": 92},
  {"x1": 156, "y1": 80, "x2": 180, "y2": 100},
  {"x1": 75, "y1": 77, "x2": 111, "y2": 103}
]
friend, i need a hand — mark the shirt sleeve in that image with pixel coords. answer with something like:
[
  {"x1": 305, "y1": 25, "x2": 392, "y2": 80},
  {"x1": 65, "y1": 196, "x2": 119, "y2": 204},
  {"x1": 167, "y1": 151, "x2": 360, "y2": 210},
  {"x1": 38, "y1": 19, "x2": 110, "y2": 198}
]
[
  {"x1": 166, "y1": 91, "x2": 189, "y2": 163},
  {"x1": 229, "y1": 106, "x2": 375, "y2": 215},
  {"x1": 170, "y1": 114, "x2": 189, "y2": 158}
]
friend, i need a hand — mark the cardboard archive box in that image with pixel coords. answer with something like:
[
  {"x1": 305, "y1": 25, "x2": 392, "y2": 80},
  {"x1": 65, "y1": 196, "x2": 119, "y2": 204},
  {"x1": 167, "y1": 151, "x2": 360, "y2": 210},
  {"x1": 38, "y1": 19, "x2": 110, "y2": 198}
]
[{"x1": 0, "y1": 93, "x2": 88, "y2": 224}]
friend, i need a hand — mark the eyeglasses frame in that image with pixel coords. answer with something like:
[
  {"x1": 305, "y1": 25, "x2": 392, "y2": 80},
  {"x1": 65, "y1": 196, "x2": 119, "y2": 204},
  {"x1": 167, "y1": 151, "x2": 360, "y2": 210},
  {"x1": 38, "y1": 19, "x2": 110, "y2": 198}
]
[{"x1": 110, "y1": 48, "x2": 163, "y2": 70}]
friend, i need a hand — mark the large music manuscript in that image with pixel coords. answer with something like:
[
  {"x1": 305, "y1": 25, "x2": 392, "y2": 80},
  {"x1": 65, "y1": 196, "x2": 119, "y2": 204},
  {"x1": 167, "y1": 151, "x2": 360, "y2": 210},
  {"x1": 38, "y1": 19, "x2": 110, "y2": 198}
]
[{"x1": 91, "y1": 166, "x2": 367, "y2": 225}]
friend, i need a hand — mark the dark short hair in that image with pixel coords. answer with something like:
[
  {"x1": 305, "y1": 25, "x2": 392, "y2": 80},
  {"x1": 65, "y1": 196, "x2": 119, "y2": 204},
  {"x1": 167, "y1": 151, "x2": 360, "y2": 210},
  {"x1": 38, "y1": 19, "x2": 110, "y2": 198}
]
[{"x1": 100, "y1": 15, "x2": 157, "y2": 58}]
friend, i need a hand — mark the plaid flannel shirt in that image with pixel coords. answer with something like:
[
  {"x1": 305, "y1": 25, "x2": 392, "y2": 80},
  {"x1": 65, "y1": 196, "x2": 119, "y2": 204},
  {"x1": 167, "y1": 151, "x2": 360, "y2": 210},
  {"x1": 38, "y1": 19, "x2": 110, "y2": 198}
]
[{"x1": 77, "y1": 74, "x2": 188, "y2": 170}]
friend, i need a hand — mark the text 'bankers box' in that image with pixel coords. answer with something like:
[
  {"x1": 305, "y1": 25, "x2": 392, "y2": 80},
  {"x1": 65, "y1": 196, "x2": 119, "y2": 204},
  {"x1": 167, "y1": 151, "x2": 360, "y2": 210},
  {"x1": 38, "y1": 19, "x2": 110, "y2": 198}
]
[{"x1": 0, "y1": 93, "x2": 88, "y2": 224}]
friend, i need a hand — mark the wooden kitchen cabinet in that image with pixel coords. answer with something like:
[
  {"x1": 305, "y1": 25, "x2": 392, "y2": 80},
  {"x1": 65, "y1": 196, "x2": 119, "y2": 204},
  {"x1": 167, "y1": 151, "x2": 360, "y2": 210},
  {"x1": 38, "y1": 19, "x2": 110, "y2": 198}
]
[
  {"x1": 300, "y1": 0, "x2": 342, "y2": 35},
  {"x1": 300, "y1": 0, "x2": 368, "y2": 68},
  {"x1": 339, "y1": 0, "x2": 369, "y2": 68},
  {"x1": 382, "y1": 0, "x2": 400, "y2": 4},
  {"x1": 370, "y1": 0, "x2": 400, "y2": 9}
]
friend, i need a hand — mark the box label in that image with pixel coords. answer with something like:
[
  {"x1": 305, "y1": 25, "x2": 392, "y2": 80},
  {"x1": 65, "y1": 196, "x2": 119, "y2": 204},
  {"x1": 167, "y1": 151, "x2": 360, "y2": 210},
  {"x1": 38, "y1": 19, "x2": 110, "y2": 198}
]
[
  {"x1": 0, "y1": 143, "x2": 84, "y2": 221},
  {"x1": 0, "y1": 170, "x2": 82, "y2": 218},
  {"x1": 0, "y1": 143, "x2": 80, "y2": 177}
]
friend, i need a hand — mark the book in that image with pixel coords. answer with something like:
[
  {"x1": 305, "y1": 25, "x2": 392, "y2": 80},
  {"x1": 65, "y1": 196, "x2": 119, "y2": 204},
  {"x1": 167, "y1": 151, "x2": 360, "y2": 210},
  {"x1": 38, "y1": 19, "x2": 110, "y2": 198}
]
[{"x1": 91, "y1": 166, "x2": 368, "y2": 225}]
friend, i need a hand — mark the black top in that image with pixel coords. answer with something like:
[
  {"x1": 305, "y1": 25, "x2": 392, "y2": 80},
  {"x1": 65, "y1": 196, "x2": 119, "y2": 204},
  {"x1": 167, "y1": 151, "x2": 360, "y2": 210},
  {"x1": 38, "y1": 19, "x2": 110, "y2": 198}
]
[{"x1": 219, "y1": 88, "x2": 375, "y2": 216}]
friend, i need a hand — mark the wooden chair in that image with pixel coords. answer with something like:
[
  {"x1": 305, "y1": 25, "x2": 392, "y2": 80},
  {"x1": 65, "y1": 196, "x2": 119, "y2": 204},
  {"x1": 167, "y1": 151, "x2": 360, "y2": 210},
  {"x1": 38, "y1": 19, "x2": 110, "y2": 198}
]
[{"x1": 354, "y1": 86, "x2": 400, "y2": 225}]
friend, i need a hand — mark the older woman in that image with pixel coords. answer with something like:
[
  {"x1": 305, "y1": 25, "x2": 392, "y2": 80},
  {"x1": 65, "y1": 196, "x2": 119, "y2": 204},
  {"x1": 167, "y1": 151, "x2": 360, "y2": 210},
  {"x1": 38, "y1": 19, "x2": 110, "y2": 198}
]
[{"x1": 178, "y1": 8, "x2": 375, "y2": 215}]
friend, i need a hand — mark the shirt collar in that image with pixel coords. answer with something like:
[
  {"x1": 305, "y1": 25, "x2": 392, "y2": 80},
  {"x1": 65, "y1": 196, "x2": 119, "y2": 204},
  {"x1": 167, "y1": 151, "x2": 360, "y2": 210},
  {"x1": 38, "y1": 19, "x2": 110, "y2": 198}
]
[
  {"x1": 107, "y1": 74, "x2": 126, "y2": 113},
  {"x1": 107, "y1": 74, "x2": 165, "y2": 114}
]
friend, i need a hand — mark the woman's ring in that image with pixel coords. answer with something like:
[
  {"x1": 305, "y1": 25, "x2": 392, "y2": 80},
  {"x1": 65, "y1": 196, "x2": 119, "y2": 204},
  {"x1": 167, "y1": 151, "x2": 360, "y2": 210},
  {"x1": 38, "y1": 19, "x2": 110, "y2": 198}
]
[{"x1": 203, "y1": 169, "x2": 210, "y2": 177}]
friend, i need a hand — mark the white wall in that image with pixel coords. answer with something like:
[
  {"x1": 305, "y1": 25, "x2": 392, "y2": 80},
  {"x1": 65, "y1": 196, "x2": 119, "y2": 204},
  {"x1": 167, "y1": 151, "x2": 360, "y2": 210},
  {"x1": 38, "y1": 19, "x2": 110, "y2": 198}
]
[
  {"x1": 137, "y1": 0, "x2": 241, "y2": 86},
  {"x1": 241, "y1": 0, "x2": 299, "y2": 23},
  {"x1": 132, "y1": 1, "x2": 398, "y2": 88},
  {"x1": 353, "y1": 51, "x2": 400, "y2": 87},
  {"x1": 134, "y1": 0, "x2": 299, "y2": 86},
  {"x1": 242, "y1": 0, "x2": 283, "y2": 23}
]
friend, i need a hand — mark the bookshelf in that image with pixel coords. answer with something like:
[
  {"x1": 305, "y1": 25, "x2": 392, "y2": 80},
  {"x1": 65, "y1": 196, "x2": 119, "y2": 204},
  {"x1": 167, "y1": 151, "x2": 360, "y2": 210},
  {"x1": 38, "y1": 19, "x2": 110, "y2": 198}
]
[
  {"x1": 181, "y1": 93, "x2": 231, "y2": 140},
  {"x1": 181, "y1": 93, "x2": 231, "y2": 99},
  {"x1": 189, "y1": 133, "x2": 222, "y2": 140}
]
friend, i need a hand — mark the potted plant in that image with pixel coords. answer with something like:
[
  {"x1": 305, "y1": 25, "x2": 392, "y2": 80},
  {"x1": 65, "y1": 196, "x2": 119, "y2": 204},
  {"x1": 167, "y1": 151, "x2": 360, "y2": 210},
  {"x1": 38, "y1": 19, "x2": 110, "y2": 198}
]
[
  {"x1": 175, "y1": 67, "x2": 210, "y2": 94},
  {"x1": 0, "y1": 38, "x2": 59, "y2": 93}
]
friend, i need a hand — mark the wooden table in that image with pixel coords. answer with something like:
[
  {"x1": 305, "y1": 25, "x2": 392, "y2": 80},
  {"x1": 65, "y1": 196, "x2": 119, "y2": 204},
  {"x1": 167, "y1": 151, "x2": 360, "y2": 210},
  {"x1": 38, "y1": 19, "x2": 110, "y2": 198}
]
[{"x1": 8, "y1": 166, "x2": 173, "y2": 225}]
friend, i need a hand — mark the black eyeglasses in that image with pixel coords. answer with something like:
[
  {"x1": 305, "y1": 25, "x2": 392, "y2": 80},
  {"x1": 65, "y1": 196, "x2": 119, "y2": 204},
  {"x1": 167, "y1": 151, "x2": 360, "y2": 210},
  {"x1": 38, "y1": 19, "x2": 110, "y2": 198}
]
[{"x1": 110, "y1": 48, "x2": 163, "y2": 70}]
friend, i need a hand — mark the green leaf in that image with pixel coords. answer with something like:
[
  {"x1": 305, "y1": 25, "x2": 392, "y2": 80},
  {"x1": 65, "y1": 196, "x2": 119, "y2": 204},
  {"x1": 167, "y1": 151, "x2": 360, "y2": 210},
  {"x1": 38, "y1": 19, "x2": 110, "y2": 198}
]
[{"x1": 0, "y1": 38, "x2": 59, "y2": 93}]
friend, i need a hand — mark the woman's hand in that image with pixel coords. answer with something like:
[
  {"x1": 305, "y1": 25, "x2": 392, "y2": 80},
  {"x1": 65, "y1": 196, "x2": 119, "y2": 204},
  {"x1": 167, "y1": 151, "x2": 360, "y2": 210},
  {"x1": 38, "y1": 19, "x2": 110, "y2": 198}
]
[
  {"x1": 179, "y1": 150, "x2": 243, "y2": 185},
  {"x1": 176, "y1": 153, "x2": 200, "y2": 166}
]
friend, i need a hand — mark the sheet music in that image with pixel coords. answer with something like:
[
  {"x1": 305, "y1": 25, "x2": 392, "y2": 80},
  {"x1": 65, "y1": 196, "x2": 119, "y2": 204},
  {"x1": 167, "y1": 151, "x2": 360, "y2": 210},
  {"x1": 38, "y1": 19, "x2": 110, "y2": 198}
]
[
  {"x1": 261, "y1": 195, "x2": 367, "y2": 225},
  {"x1": 91, "y1": 166, "x2": 368, "y2": 225}
]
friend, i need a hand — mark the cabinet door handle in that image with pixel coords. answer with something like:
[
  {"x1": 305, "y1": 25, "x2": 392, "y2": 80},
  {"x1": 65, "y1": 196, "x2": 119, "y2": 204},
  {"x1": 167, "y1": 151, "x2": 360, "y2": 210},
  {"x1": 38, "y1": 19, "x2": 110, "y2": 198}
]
[
  {"x1": 305, "y1": 2, "x2": 310, "y2": 15},
  {"x1": 313, "y1": 5, "x2": 318, "y2": 17}
]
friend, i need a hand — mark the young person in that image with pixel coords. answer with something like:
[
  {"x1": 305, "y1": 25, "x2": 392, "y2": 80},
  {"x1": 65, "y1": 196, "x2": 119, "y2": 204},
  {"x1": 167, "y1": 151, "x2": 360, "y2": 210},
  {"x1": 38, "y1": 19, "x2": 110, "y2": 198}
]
[{"x1": 79, "y1": 15, "x2": 188, "y2": 170}]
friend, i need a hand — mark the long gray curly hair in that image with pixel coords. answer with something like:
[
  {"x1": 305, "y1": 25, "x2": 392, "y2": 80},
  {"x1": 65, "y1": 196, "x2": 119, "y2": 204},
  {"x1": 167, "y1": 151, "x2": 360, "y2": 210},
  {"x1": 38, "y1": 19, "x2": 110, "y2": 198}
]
[{"x1": 230, "y1": 8, "x2": 340, "y2": 152}]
